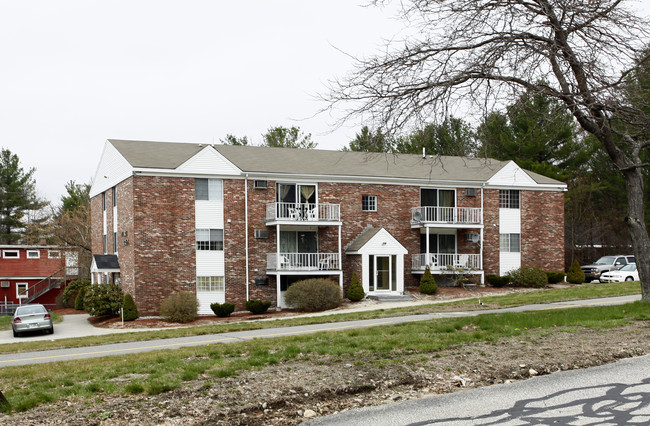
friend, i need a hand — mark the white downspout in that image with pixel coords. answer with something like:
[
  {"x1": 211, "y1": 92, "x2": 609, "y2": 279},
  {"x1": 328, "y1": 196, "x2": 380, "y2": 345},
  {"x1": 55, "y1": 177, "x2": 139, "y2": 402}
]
[
  {"x1": 245, "y1": 175, "x2": 250, "y2": 301},
  {"x1": 479, "y1": 184, "x2": 485, "y2": 284},
  {"x1": 338, "y1": 223, "x2": 343, "y2": 293}
]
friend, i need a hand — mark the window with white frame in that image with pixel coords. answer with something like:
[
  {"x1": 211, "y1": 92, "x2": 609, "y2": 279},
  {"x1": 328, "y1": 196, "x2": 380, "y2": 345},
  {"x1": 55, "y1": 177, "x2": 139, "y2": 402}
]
[
  {"x1": 195, "y1": 179, "x2": 223, "y2": 201},
  {"x1": 27, "y1": 250, "x2": 40, "y2": 259},
  {"x1": 499, "y1": 190, "x2": 520, "y2": 209},
  {"x1": 197, "y1": 276, "x2": 225, "y2": 292},
  {"x1": 48, "y1": 250, "x2": 61, "y2": 259},
  {"x1": 362, "y1": 195, "x2": 377, "y2": 211},
  {"x1": 3, "y1": 250, "x2": 19, "y2": 259},
  {"x1": 500, "y1": 234, "x2": 521, "y2": 252},
  {"x1": 196, "y1": 229, "x2": 224, "y2": 250},
  {"x1": 17, "y1": 282, "x2": 28, "y2": 299}
]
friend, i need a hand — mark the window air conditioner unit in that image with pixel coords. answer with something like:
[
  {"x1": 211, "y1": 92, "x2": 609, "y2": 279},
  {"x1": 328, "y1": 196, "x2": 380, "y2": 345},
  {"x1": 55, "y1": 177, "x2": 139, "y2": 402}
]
[
  {"x1": 466, "y1": 232, "x2": 480, "y2": 243},
  {"x1": 254, "y1": 180, "x2": 268, "y2": 189},
  {"x1": 466, "y1": 188, "x2": 477, "y2": 197},
  {"x1": 254, "y1": 229, "x2": 269, "y2": 239},
  {"x1": 1, "y1": 281, "x2": 10, "y2": 288}
]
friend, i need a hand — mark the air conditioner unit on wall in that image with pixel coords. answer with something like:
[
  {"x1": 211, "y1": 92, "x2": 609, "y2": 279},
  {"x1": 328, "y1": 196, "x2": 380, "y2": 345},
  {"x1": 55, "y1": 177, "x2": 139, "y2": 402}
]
[
  {"x1": 1, "y1": 281, "x2": 10, "y2": 288},
  {"x1": 254, "y1": 180, "x2": 268, "y2": 189},
  {"x1": 466, "y1": 188, "x2": 477, "y2": 197},
  {"x1": 254, "y1": 229, "x2": 269, "y2": 239},
  {"x1": 466, "y1": 232, "x2": 480, "y2": 243}
]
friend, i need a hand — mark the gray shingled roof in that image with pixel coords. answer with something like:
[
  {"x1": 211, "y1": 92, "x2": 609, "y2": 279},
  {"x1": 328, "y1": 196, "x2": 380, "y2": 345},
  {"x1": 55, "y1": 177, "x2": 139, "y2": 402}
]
[
  {"x1": 93, "y1": 254, "x2": 120, "y2": 270},
  {"x1": 109, "y1": 139, "x2": 205, "y2": 169},
  {"x1": 345, "y1": 227, "x2": 382, "y2": 253},
  {"x1": 108, "y1": 139, "x2": 564, "y2": 185}
]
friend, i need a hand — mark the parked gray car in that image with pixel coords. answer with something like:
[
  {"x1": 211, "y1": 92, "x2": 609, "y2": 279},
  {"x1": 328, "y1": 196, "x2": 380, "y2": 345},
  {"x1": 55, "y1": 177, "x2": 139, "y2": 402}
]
[
  {"x1": 581, "y1": 255, "x2": 635, "y2": 282},
  {"x1": 12, "y1": 304, "x2": 54, "y2": 337}
]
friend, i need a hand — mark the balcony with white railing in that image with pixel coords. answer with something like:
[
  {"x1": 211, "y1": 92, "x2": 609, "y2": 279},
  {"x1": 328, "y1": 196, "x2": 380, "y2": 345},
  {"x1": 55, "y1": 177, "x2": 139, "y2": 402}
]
[
  {"x1": 412, "y1": 253, "x2": 482, "y2": 273},
  {"x1": 267, "y1": 252, "x2": 340, "y2": 272},
  {"x1": 266, "y1": 202, "x2": 341, "y2": 224},
  {"x1": 411, "y1": 206, "x2": 482, "y2": 227}
]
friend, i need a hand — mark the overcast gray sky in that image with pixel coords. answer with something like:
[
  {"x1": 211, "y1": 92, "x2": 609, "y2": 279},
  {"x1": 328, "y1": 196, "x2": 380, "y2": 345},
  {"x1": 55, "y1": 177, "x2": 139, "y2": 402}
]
[
  {"x1": 1, "y1": 1, "x2": 648, "y2": 204},
  {"x1": 1, "y1": 0, "x2": 403, "y2": 203}
]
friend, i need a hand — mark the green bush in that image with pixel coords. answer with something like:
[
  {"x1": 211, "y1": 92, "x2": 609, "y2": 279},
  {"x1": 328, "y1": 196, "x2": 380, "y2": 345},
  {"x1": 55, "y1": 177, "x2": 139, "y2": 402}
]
[
  {"x1": 546, "y1": 270, "x2": 566, "y2": 284},
  {"x1": 211, "y1": 302, "x2": 235, "y2": 317},
  {"x1": 62, "y1": 279, "x2": 91, "y2": 308},
  {"x1": 486, "y1": 274, "x2": 510, "y2": 287},
  {"x1": 567, "y1": 259, "x2": 585, "y2": 284},
  {"x1": 74, "y1": 286, "x2": 87, "y2": 310},
  {"x1": 122, "y1": 294, "x2": 139, "y2": 321},
  {"x1": 508, "y1": 265, "x2": 549, "y2": 288},
  {"x1": 245, "y1": 299, "x2": 272, "y2": 315},
  {"x1": 419, "y1": 266, "x2": 438, "y2": 294},
  {"x1": 159, "y1": 291, "x2": 198, "y2": 323},
  {"x1": 284, "y1": 279, "x2": 342, "y2": 312},
  {"x1": 346, "y1": 272, "x2": 365, "y2": 302},
  {"x1": 83, "y1": 282, "x2": 124, "y2": 316}
]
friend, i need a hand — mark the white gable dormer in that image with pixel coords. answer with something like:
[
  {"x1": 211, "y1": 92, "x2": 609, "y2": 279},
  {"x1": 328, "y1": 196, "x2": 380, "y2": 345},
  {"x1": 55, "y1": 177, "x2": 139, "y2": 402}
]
[
  {"x1": 90, "y1": 141, "x2": 134, "y2": 198},
  {"x1": 176, "y1": 145, "x2": 241, "y2": 176},
  {"x1": 487, "y1": 161, "x2": 537, "y2": 187}
]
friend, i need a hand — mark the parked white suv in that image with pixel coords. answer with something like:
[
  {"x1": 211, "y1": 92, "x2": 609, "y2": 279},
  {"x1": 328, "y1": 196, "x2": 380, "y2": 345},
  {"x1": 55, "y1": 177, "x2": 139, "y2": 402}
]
[{"x1": 581, "y1": 255, "x2": 635, "y2": 283}]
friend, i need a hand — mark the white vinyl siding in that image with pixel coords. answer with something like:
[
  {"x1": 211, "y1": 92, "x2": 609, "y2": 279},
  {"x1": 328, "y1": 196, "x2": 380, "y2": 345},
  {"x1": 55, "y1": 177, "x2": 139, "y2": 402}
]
[
  {"x1": 499, "y1": 198, "x2": 522, "y2": 276},
  {"x1": 195, "y1": 178, "x2": 226, "y2": 314}
]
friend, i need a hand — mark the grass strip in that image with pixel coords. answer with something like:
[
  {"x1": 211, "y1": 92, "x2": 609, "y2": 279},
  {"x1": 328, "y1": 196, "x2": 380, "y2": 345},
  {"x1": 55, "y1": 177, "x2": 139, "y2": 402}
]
[
  {"x1": 0, "y1": 300, "x2": 648, "y2": 414},
  {"x1": 0, "y1": 282, "x2": 641, "y2": 355}
]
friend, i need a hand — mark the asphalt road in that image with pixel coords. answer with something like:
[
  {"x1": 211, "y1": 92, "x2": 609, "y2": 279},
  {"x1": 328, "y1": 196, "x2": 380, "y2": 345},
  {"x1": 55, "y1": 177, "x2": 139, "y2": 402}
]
[
  {"x1": 307, "y1": 353, "x2": 650, "y2": 425},
  {"x1": 0, "y1": 295, "x2": 640, "y2": 368}
]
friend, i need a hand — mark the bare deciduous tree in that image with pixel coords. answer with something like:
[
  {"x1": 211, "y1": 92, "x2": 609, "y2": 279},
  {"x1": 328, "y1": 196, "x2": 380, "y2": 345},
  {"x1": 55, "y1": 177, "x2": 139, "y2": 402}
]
[{"x1": 324, "y1": 0, "x2": 650, "y2": 300}]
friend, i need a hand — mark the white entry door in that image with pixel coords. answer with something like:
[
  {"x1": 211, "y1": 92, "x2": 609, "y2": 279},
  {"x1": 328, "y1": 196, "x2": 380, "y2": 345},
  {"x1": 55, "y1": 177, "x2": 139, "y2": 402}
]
[{"x1": 374, "y1": 255, "x2": 392, "y2": 292}]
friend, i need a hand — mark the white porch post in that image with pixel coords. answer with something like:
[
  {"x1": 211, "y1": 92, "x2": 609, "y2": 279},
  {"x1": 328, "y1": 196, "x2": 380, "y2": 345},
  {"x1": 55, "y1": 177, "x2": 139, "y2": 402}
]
[
  {"x1": 338, "y1": 224, "x2": 343, "y2": 292},
  {"x1": 276, "y1": 224, "x2": 281, "y2": 307},
  {"x1": 426, "y1": 227, "x2": 430, "y2": 268}
]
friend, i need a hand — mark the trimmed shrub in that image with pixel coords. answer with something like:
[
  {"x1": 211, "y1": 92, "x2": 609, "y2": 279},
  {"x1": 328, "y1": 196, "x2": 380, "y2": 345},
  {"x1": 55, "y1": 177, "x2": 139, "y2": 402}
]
[
  {"x1": 245, "y1": 299, "x2": 272, "y2": 315},
  {"x1": 159, "y1": 291, "x2": 198, "y2": 323},
  {"x1": 84, "y1": 282, "x2": 124, "y2": 316},
  {"x1": 546, "y1": 270, "x2": 566, "y2": 284},
  {"x1": 211, "y1": 302, "x2": 235, "y2": 317},
  {"x1": 567, "y1": 259, "x2": 585, "y2": 284},
  {"x1": 284, "y1": 279, "x2": 342, "y2": 312},
  {"x1": 62, "y1": 279, "x2": 91, "y2": 308},
  {"x1": 486, "y1": 274, "x2": 510, "y2": 288},
  {"x1": 346, "y1": 272, "x2": 365, "y2": 302},
  {"x1": 419, "y1": 266, "x2": 438, "y2": 294},
  {"x1": 74, "y1": 286, "x2": 87, "y2": 310},
  {"x1": 508, "y1": 265, "x2": 548, "y2": 288},
  {"x1": 122, "y1": 294, "x2": 139, "y2": 321}
]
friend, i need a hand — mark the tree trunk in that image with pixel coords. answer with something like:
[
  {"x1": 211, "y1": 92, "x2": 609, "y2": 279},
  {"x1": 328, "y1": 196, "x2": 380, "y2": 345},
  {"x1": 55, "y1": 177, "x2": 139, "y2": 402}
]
[{"x1": 623, "y1": 168, "x2": 650, "y2": 301}]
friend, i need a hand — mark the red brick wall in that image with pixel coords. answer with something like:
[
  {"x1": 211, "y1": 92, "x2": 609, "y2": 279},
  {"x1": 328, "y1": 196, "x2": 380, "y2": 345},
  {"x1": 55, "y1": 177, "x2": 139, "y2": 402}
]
[
  {"x1": 483, "y1": 189, "x2": 501, "y2": 275},
  {"x1": 131, "y1": 176, "x2": 197, "y2": 315},
  {"x1": 521, "y1": 190, "x2": 565, "y2": 271}
]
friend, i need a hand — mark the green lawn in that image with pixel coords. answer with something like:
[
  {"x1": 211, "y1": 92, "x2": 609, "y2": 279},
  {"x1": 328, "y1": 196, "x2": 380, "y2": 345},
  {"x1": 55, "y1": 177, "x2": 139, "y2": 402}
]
[
  {"x1": 0, "y1": 282, "x2": 641, "y2": 355},
  {"x1": 1, "y1": 300, "x2": 648, "y2": 414}
]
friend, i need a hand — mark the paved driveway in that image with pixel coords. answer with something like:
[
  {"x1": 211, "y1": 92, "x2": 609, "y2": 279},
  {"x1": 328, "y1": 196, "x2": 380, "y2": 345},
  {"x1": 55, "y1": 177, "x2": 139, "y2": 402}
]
[{"x1": 0, "y1": 313, "x2": 159, "y2": 345}]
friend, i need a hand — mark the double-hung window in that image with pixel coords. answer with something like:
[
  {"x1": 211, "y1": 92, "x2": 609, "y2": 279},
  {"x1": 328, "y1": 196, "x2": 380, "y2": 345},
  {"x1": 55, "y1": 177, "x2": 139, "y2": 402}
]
[
  {"x1": 196, "y1": 179, "x2": 223, "y2": 201},
  {"x1": 500, "y1": 234, "x2": 521, "y2": 252},
  {"x1": 499, "y1": 190, "x2": 520, "y2": 209},
  {"x1": 197, "y1": 276, "x2": 225, "y2": 292},
  {"x1": 362, "y1": 195, "x2": 377, "y2": 211},
  {"x1": 196, "y1": 229, "x2": 224, "y2": 251}
]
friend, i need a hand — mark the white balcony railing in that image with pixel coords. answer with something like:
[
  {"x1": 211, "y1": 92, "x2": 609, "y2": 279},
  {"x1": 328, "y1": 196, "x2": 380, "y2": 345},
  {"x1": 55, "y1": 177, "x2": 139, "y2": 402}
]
[
  {"x1": 411, "y1": 206, "x2": 482, "y2": 225},
  {"x1": 412, "y1": 253, "x2": 481, "y2": 271},
  {"x1": 266, "y1": 202, "x2": 340, "y2": 222},
  {"x1": 267, "y1": 252, "x2": 340, "y2": 271}
]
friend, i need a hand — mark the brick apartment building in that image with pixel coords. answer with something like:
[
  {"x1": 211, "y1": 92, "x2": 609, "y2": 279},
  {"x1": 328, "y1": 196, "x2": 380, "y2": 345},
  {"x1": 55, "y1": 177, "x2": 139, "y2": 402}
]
[{"x1": 90, "y1": 140, "x2": 566, "y2": 315}]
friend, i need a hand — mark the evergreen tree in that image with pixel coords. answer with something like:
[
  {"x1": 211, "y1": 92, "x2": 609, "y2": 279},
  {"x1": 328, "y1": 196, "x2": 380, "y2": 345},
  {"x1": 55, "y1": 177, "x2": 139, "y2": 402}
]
[{"x1": 0, "y1": 148, "x2": 46, "y2": 243}]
